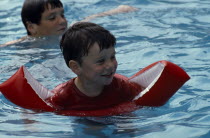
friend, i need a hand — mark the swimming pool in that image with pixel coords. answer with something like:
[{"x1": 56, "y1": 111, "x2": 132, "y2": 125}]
[{"x1": 0, "y1": 0, "x2": 210, "y2": 137}]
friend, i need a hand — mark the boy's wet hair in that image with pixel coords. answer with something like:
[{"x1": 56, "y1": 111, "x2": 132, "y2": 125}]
[
  {"x1": 60, "y1": 22, "x2": 116, "y2": 67},
  {"x1": 21, "y1": 0, "x2": 63, "y2": 35}
]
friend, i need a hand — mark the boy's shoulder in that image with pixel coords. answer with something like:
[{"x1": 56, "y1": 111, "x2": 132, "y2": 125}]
[{"x1": 52, "y1": 78, "x2": 75, "y2": 93}]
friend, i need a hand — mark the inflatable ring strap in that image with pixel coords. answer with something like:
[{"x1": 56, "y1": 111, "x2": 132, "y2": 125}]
[{"x1": 0, "y1": 60, "x2": 190, "y2": 116}]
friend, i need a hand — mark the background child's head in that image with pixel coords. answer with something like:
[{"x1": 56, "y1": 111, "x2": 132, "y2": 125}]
[
  {"x1": 60, "y1": 22, "x2": 116, "y2": 67},
  {"x1": 21, "y1": 0, "x2": 64, "y2": 36}
]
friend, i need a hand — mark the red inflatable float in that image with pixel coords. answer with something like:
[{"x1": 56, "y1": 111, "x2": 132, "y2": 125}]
[{"x1": 0, "y1": 60, "x2": 190, "y2": 116}]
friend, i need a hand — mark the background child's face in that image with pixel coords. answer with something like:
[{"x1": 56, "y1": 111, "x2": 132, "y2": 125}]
[
  {"x1": 32, "y1": 4, "x2": 67, "y2": 36},
  {"x1": 78, "y1": 42, "x2": 118, "y2": 86}
]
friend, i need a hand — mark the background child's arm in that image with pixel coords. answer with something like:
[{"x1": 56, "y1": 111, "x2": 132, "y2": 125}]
[
  {"x1": 81, "y1": 5, "x2": 138, "y2": 22},
  {"x1": 0, "y1": 36, "x2": 27, "y2": 47}
]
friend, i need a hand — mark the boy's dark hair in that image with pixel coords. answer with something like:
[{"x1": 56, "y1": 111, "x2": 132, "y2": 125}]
[
  {"x1": 60, "y1": 22, "x2": 116, "y2": 67},
  {"x1": 21, "y1": 0, "x2": 63, "y2": 35}
]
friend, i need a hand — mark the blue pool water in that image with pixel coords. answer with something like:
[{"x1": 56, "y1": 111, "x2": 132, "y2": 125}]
[{"x1": 1, "y1": 0, "x2": 210, "y2": 137}]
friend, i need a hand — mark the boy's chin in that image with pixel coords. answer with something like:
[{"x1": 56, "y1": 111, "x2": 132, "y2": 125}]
[{"x1": 103, "y1": 77, "x2": 114, "y2": 85}]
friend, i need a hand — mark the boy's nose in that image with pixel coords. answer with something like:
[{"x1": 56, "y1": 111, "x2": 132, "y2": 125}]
[
  {"x1": 58, "y1": 16, "x2": 67, "y2": 25},
  {"x1": 105, "y1": 60, "x2": 117, "y2": 70}
]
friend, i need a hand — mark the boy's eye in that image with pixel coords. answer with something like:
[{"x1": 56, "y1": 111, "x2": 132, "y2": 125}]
[
  {"x1": 96, "y1": 59, "x2": 105, "y2": 64},
  {"x1": 48, "y1": 16, "x2": 56, "y2": 20},
  {"x1": 111, "y1": 55, "x2": 116, "y2": 60}
]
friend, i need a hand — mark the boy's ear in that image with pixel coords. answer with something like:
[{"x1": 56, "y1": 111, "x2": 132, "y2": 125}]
[
  {"x1": 69, "y1": 60, "x2": 81, "y2": 75},
  {"x1": 26, "y1": 21, "x2": 37, "y2": 36}
]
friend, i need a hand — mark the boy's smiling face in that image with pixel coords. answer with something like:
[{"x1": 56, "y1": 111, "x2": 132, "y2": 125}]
[{"x1": 77, "y1": 42, "x2": 118, "y2": 86}]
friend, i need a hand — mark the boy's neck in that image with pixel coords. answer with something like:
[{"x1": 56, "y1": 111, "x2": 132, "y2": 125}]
[{"x1": 74, "y1": 77, "x2": 103, "y2": 97}]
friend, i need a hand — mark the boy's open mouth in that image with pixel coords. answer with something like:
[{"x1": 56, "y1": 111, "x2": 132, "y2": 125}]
[{"x1": 101, "y1": 72, "x2": 114, "y2": 78}]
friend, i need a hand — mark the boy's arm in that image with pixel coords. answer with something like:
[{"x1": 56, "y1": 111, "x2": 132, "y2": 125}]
[
  {"x1": 0, "y1": 36, "x2": 27, "y2": 47},
  {"x1": 81, "y1": 5, "x2": 138, "y2": 22}
]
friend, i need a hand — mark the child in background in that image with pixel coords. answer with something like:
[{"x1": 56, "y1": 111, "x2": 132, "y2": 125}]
[
  {"x1": 1, "y1": 0, "x2": 137, "y2": 47},
  {"x1": 21, "y1": 0, "x2": 67, "y2": 37},
  {"x1": 46, "y1": 22, "x2": 142, "y2": 110}
]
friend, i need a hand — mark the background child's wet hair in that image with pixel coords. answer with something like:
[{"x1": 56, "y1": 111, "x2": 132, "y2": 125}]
[
  {"x1": 60, "y1": 22, "x2": 116, "y2": 67},
  {"x1": 21, "y1": 0, "x2": 63, "y2": 35}
]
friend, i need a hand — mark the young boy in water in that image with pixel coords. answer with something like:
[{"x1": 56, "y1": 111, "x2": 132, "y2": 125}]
[
  {"x1": 21, "y1": 0, "x2": 67, "y2": 37},
  {"x1": 1, "y1": 0, "x2": 137, "y2": 47},
  {"x1": 1, "y1": 0, "x2": 67, "y2": 46},
  {"x1": 46, "y1": 22, "x2": 141, "y2": 110}
]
